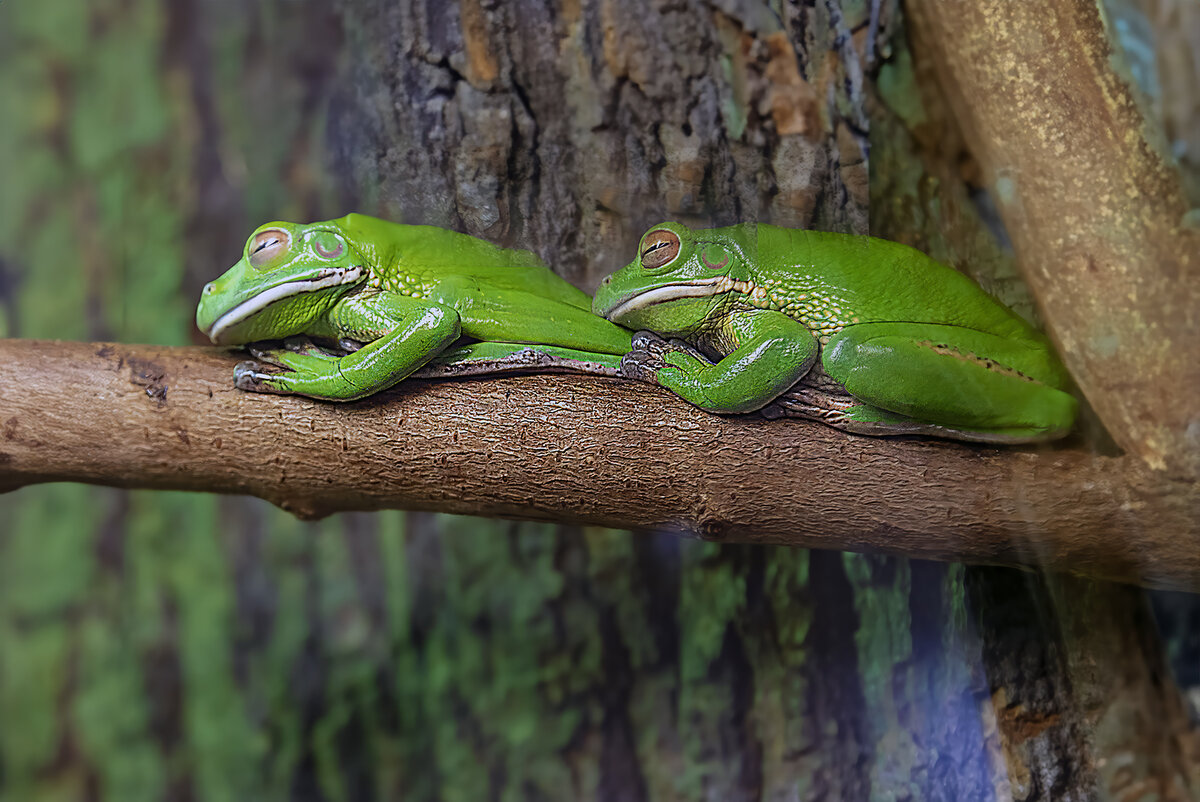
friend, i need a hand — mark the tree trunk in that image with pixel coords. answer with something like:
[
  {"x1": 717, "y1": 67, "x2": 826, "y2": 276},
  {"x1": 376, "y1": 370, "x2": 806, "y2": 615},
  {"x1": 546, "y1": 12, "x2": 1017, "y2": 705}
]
[{"x1": 0, "y1": 1, "x2": 1196, "y2": 800}]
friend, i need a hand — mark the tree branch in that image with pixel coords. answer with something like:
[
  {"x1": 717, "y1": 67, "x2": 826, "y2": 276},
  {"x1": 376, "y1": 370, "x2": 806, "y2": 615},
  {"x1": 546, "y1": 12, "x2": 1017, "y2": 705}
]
[
  {"x1": 905, "y1": 0, "x2": 1200, "y2": 478},
  {"x1": 2, "y1": 339, "x2": 1196, "y2": 589}
]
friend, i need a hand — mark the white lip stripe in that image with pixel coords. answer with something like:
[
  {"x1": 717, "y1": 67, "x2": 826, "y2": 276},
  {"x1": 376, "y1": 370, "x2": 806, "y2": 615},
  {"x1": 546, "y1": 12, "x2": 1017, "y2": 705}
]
[
  {"x1": 604, "y1": 278, "x2": 724, "y2": 321},
  {"x1": 208, "y1": 266, "x2": 364, "y2": 342}
]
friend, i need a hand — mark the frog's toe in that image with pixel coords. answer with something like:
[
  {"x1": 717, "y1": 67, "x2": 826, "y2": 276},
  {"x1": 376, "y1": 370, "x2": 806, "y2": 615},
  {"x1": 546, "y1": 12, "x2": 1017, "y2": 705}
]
[
  {"x1": 622, "y1": 332, "x2": 712, "y2": 383},
  {"x1": 620, "y1": 350, "x2": 664, "y2": 384},
  {"x1": 629, "y1": 331, "x2": 679, "y2": 367},
  {"x1": 666, "y1": 337, "x2": 709, "y2": 361},
  {"x1": 630, "y1": 331, "x2": 708, "y2": 361},
  {"x1": 622, "y1": 332, "x2": 669, "y2": 382},
  {"x1": 233, "y1": 360, "x2": 292, "y2": 394}
]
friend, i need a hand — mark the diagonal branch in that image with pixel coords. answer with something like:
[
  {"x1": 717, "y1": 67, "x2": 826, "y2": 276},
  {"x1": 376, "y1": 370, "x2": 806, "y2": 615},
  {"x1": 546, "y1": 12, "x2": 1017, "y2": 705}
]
[
  {"x1": 1, "y1": 339, "x2": 1196, "y2": 589},
  {"x1": 905, "y1": 0, "x2": 1200, "y2": 478}
]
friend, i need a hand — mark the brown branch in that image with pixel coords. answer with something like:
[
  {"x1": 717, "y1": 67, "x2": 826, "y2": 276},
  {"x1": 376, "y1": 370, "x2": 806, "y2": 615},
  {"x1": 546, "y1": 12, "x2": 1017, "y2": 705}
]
[
  {"x1": 905, "y1": 0, "x2": 1200, "y2": 478},
  {"x1": 1, "y1": 339, "x2": 1197, "y2": 590}
]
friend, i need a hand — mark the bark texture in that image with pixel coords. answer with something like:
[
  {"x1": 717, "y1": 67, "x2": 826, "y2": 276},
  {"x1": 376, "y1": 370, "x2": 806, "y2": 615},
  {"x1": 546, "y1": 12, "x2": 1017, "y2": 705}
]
[
  {"x1": 329, "y1": 0, "x2": 869, "y2": 287},
  {"x1": 2, "y1": 339, "x2": 1199, "y2": 592},
  {"x1": 905, "y1": 0, "x2": 1200, "y2": 478}
]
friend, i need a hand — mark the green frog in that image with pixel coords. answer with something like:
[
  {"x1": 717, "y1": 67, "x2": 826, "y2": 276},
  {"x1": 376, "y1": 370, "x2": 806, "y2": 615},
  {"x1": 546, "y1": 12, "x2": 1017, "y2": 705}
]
[
  {"x1": 196, "y1": 214, "x2": 633, "y2": 400},
  {"x1": 593, "y1": 222, "x2": 1077, "y2": 443}
]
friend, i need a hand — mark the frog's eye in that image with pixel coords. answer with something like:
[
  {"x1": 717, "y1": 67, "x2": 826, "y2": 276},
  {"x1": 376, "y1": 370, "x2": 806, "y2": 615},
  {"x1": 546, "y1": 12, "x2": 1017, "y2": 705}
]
[
  {"x1": 312, "y1": 232, "x2": 346, "y2": 260},
  {"x1": 248, "y1": 229, "x2": 290, "y2": 269},
  {"x1": 640, "y1": 229, "x2": 681, "y2": 269}
]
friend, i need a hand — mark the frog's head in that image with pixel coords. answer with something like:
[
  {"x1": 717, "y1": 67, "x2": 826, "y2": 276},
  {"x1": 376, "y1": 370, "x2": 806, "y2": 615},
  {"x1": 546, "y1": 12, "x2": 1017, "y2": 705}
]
[
  {"x1": 197, "y1": 220, "x2": 369, "y2": 345},
  {"x1": 592, "y1": 222, "x2": 751, "y2": 335}
]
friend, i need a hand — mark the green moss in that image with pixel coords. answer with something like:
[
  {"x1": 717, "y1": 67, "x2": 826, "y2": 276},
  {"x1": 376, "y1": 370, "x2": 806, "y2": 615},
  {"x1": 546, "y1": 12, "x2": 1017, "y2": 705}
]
[
  {"x1": 869, "y1": 80, "x2": 1038, "y2": 323},
  {"x1": 4, "y1": 3, "x2": 90, "y2": 62},
  {"x1": 877, "y1": 43, "x2": 928, "y2": 132},
  {"x1": 0, "y1": 485, "x2": 98, "y2": 615},
  {"x1": 680, "y1": 541, "x2": 746, "y2": 681},
  {"x1": 161, "y1": 495, "x2": 262, "y2": 802},
  {"x1": 0, "y1": 621, "x2": 72, "y2": 792},
  {"x1": 761, "y1": 546, "x2": 814, "y2": 759},
  {"x1": 74, "y1": 616, "x2": 166, "y2": 800},
  {"x1": 426, "y1": 520, "x2": 590, "y2": 799},
  {"x1": 843, "y1": 553, "x2": 920, "y2": 801},
  {"x1": 69, "y1": 15, "x2": 169, "y2": 172},
  {"x1": 21, "y1": 208, "x2": 91, "y2": 340},
  {"x1": 719, "y1": 54, "x2": 749, "y2": 141}
]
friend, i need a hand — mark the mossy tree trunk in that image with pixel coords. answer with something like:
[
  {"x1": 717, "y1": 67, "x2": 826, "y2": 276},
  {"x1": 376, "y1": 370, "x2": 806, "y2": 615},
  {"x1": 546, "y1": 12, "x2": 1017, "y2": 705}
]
[{"x1": 0, "y1": 1, "x2": 1196, "y2": 800}]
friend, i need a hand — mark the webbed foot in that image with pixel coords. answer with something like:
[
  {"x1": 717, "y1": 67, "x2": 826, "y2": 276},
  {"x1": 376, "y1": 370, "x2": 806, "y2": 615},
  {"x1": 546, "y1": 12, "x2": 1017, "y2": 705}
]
[
  {"x1": 233, "y1": 339, "x2": 350, "y2": 397},
  {"x1": 416, "y1": 342, "x2": 623, "y2": 378},
  {"x1": 620, "y1": 331, "x2": 714, "y2": 385},
  {"x1": 233, "y1": 359, "x2": 294, "y2": 395}
]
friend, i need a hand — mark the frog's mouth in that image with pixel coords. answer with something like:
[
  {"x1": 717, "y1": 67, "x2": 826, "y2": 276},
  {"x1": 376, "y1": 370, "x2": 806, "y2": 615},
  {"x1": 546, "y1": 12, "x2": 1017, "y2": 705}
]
[
  {"x1": 601, "y1": 278, "x2": 727, "y2": 321},
  {"x1": 206, "y1": 265, "x2": 365, "y2": 343}
]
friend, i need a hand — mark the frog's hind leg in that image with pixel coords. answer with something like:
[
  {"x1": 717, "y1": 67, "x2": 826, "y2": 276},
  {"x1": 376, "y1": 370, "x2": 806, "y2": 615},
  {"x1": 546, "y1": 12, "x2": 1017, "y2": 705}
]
[
  {"x1": 828, "y1": 404, "x2": 1065, "y2": 443},
  {"x1": 427, "y1": 280, "x2": 633, "y2": 355},
  {"x1": 769, "y1": 384, "x2": 1066, "y2": 444},
  {"x1": 414, "y1": 341, "x2": 623, "y2": 378},
  {"x1": 821, "y1": 322, "x2": 1077, "y2": 442}
]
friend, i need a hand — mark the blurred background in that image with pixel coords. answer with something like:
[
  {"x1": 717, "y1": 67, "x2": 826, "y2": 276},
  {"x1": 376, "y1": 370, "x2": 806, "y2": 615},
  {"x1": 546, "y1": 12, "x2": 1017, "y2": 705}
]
[{"x1": 1, "y1": 1, "x2": 1198, "y2": 800}]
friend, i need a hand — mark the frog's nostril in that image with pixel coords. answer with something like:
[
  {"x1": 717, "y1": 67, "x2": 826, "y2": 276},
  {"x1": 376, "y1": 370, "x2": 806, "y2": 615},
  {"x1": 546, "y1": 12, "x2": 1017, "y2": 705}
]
[{"x1": 203, "y1": 283, "x2": 214, "y2": 294}]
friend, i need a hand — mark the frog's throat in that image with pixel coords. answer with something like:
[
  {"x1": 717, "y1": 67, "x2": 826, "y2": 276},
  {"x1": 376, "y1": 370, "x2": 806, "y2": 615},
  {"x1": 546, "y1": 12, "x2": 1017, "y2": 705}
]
[
  {"x1": 603, "y1": 277, "x2": 731, "y2": 321},
  {"x1": 208, "y1": 265, "x2": 365, "y2": 343}
]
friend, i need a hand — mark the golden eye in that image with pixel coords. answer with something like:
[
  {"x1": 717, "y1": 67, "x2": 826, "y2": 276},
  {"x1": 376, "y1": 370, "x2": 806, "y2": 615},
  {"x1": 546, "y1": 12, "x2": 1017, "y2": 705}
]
[
  {"x1": 640, "y1": 229, "x2": 681, "y2": 269},
  {"x1": 248, "y1": 229, "x2": 289, "y2": 269}
]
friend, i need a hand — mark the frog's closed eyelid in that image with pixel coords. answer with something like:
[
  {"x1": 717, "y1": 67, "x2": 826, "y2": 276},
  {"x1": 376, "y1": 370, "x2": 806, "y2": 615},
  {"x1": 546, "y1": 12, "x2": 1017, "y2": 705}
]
[{"x1": 314, "y1": 234, "x2": 346, "y2": 259}]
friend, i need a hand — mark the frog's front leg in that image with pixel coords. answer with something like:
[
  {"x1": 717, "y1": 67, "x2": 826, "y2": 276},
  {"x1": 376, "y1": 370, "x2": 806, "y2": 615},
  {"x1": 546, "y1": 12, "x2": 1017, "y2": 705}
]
[
  {"x1": 235, "y1": 292, "x2": 460, "y2": 400},
  {"x1": 628, "y1": 310, "x2": 819, "y2": 414},
  {"x1": 821, "y1": 321, "x2": 1078, "y2": 440}
]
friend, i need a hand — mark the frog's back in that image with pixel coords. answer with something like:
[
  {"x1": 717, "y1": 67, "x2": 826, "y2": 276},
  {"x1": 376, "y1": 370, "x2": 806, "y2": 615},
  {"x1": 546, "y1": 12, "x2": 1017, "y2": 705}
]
[
  {"x1": 334, "y1": 214, "x2": 591, "y2": 308},
  {"x1": 748, "y1": 225, "x2": 1033, "y2": 340}
]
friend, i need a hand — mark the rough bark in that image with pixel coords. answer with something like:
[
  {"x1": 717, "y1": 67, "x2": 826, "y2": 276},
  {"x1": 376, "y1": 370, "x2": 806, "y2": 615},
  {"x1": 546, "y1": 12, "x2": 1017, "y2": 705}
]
[
  {"x1": 905, "y1": 0, "x2": 1200, "y2": 478},
  {"x1": 328, "y1": 0, "x2": 869, "y2": 287},
  {"x1": 970, "y1": 569, "x2": 1200, "y2": 800},
  {"x1": 2, "y1": 338, "x2": 1198, "y2": 591}
]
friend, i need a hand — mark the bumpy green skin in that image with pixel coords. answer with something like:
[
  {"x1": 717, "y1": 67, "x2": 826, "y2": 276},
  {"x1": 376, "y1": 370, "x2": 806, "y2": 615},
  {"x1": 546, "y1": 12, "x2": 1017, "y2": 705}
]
[
  {"x1": 197, "y1": 214, "x2": 633, "y2": 400},
  {"x1": 592, "y1": 222, "x2": 1078, "y2": 443}
]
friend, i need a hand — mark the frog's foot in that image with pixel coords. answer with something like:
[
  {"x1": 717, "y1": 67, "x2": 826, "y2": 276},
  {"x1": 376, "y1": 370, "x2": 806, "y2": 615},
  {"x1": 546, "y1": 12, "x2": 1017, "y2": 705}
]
[
  {"x1": 414, "y1": 342, "x2": 623, "y2": 379},
  {"x1": 828, "y1": 405, "x2": 1046, "y2": 443},
  {"x1": 769, "y1": 388, "x2": 1058, "y2": 443},
  {"x1": 768, "y1": 388, "x2": 949, "y2": 435},
  {"x1": 233, "y1": 339, "x2": 347, "y2": 396},
  {"x1": 233, "y1": 359, "x2": 298, "y2": 395},
  {"x1": 620, "y1": 331, "x2": 714, "y2": 385},
  {"x1": 765, "y1": 384, "x2": 861, "y2": 422}
]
